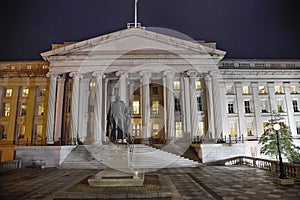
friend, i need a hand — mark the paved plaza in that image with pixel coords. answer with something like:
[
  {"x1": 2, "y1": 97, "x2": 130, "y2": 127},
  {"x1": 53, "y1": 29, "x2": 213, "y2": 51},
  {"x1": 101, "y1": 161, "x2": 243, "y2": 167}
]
[{"x1": 0, "y1": 166, "x2": 299, "y2": 200}]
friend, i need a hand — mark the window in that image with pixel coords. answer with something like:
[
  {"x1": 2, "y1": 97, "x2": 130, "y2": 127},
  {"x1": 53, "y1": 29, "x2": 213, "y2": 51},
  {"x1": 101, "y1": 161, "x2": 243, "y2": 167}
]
[
  {"x1": 175, "y1": 122, "x2": 182, "y2": 138},
  {"x1": 4, "y1": 103, "x2": 10, "y2": 116},
  {"x1": 39, "y1": 88, "x2": 46, "y2": 96},
  {"x1": 226, "y1": 85, "x2": 233, "y2": 94},
  {"x1": 247, "y1": 121, "x2": 253, "y2": 136},
  {"x1": 259, "y1": 86, "x2": 266, "y2": 94},
  {"x1": 89, "y1": 81, "x2": 96, "y2": 90},
  {"x1": 290, "y1": 86, "x2": 297, "y2": 94},
  {"x1": 244, "y1": 100, "x2": 251, "y2": 113},
  {"x1": 230, "y1": 122, "x2": 236, "y2": 136},
  {"x1": 198, "y1": 122, "x2": 204, "y2": 136},
  {"x1": 26, "y1": 65, "x2": 32, "y2": 69},
  {"x1": 195, "y1": 81, "x2": 201, "y2": 90},
  {"x1": 21, "y1": 104, "x2": 27, "y2": 116},
  {"x1": 275, "y1": 86, "x2": 281, "y2": 94},
  {"x1": 19, "y1": 125, "x2": 26, "y2": 139},
  {"x1": 152, "y1": 101, "x2": 159, "y2": 115},
  {"x1": 173, "y1": 81, "x2": 181, "y2": 90},
  {"x1": 296, "y1": 121, "x2": 300, "y2": 135},
  {"x1": 36, "y1": 125, "x2": 43, "y2": 138},
  {"x1": 174, "y1": 98, "x2": 181, "y2": 111},
  {"x1": 152, "y1": 124, "x2": 159, "y2": 136},
  {"x1": 293, "y1": 100, "x2": 299, "y2": 112},
  {"x1": 132, "y1": 124, "x2": 140, "y2": 137},
  {"x1": 277, "y1": 99, "x2": 283, "y2": 112},
  {"x1": 152, "y1": 86, "x2": 158, "y2": 95},
  {"x1": 197, "y1": 97, "x2": 203, "y2": 111},
  {"x1": 263, "y1": 122, "x2": 269, "y2": 134},
  {"x1": 22, "y1": 88, "x2": 29, "y2": 97},
  {"x1": 228, "y1": 101, "x2": 234, "y2": 114},
  {"x1": 5, "y1": 88, "x2": 12, "y2": 97},
  {"x1": 37, "y1": 103, "x2": 44, "y2": 115},
  {"x1": 261, "y1": 99, "x2": 268, "y2": 113},
  {"x1": 133, "y1": 101, "x2": 140, "y2": 115},
  {"x1": 243, "y1": 86, "x2": 249, "y2": 94}
]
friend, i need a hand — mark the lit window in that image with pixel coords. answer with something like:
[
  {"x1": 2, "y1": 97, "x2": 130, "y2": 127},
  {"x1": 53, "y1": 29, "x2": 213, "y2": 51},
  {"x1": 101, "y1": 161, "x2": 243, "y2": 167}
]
[
  {"x1": 290, "y1": 86, "x2": 297, "y2": 94},
  {"x1": 173, "y1": 81, "x2": 181, "y2": 90},
  {"x1": 19, "y1": 125, "x2": 26, "y2": 139},
  {"x1": 5, "y1": 89, "x2": 12, "y2": 97},
  {"x1": 37, "y1": 103, "x2": 44, "y2": 115},
  {"x1": 4, "y1": 103, "x2": 10, "y2": 116},
  {"x1": 89, "y1": 81, "x2": 96, "y2": 90},
  {"x1": 195, "y1": 81, "x2": 201, "y2": 90},
  {"x1": 21, "y1": 104, "x2": 27, "y2": 116},
  {"x1": 228, "y1": 101, "x2": 234, "y2": 113},
  {"x1": 226, "y1": 85, "x2": 233, "y2": 94},
  {"x1": 277, "y1": 99, "x2": 283, "y2": 112},
  {"x1": 243, "y1": 86, "x2": 249, "y2": 94},
  {"x1": 36, "y1": 125, "x2": 43, "y2": 138},
  {"x1": 10, "y1": 65, "x2": 15, "y2": 70},
  {"x1": 198, "y1": 122, "x2": 204, "y2": 136},
  {"x1": 247, "y1": 121, "x2": 253, "y2": 136},
  {"x1": 296, "y1": 121, "x2": 300, "y2": 135},
  {"x1": 259, "y1": 86, "x2": 265, "y2": 94},
  {"x1": 152, "y1": 101, "x2": 159, "y2": 115},
  {"x1": 174, "y1": 98, "x2": 181, "y2": 111},
  {"x1": 293, "y1": 100, "x2": 299, "y2": 112},
  {"x1": 152, "y1": 87, "x2": 158, "y2": 95},
  {"x1": 175, "y1": 122, "x2": 182, "y2": 138},
  {"x1": 22, "y1": 88, "x2": 29, "y2": 97},
  {"x1": 133, "y1": 101, "x2": 140, "y2": 115},
  {"x1": 275, "y1": 86, "x2": 281, "y2": 94},
  {"x1": 42, "y1": 65, "x2": 48, "y2": 69},
  {"x1": 132, "y1": 124, "x2": 140, "y2": 137},
  {"x1": 39, "y1": 88, "x2": 46, "y2": 96},
  {"x1": 26, "y1": 65, "x2": 32, "y2": 69},
  {"x1": 152, "y1": 124, "x2": 159, "y2": 136},
  {"x1": 261, "y1": 99, "x2": 268, "y2": 113},
  {"x1": 230, "y1": 122, "x2": 236, "y2": 136},
  {"x1": 263, "y1": 122, "x2": 270, "y2": 134},
  {"x1": 197, "y1": 97, "x2": 202, "y2": 111},
  {"x1": 244, "y1": 100, "x2": 251, "y2": 113}
]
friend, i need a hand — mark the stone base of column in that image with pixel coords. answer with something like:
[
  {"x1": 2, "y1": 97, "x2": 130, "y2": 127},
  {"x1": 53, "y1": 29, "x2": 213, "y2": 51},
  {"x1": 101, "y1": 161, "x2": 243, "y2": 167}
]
[{"x1": 141, "y1": 138, "x2": 151, "y2": 145}]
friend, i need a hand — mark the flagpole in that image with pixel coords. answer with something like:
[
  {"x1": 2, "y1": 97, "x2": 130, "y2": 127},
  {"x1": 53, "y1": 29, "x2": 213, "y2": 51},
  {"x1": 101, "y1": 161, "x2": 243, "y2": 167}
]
[{"x1": 135, "y1": 0, "x2": 138, "y2": 28}]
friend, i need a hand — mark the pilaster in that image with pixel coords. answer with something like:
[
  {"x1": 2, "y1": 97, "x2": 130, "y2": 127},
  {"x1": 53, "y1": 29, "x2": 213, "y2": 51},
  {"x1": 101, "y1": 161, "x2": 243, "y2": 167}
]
[
  {"x1": 283, "y1": 82, "x2": 297, "y2": 135},
  {"x1": 54, "y1": 75, "x2": 65, "y2": 143},
  {"x1": 140, "y1": 71, "x2": 151, "y2": 140},
  {"x1": 187, "y1": 70, "x2": 198, "y2": 139}
]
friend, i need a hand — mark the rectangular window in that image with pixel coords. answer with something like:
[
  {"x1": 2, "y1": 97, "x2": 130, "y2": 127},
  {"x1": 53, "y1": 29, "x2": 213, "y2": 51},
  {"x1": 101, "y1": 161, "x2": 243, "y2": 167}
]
[
  {"x1": 133, "y1": 101, "x2": 140, "y2": 115},
  {"x1": 226, "y1": 85, "x2": 233, "y2": 94},
  {"x1": 173, "y1": 81, "x2": 181, "y2": 90},
  {"x1": 4, "y1": 103, "x2": 10, "y2": 116},
  {"x1": 152, "y1": 101, "x2": 159, "y2": 115},
  {"x1": 89, "y1": 81, "x2": 96, "y2": 90},
  {"x1": 263, "y1": 121, "x2": 269, "y2": 134},
  {"x1": 37, "y1": 103, "x2": 44, "y2": 115},
  {"x1": 5, "y1": 89, "x2": 12, "y2": 97},
  {"x1": 244, "y1": 100, "x2": 251, "y2": 113},
  {"x1": 152, "y1": 124, "x2": 159, "y2": 136},
  {"x1": 198, "y1": 122, "x2": 204, "y2": 136},
  {"x1": 19, "y1": 125, "x2": 26, "y2": 139},
  {"x1": 39, "y1": 88, "x2": 47, "y2": 96},
  {"x1": 174, "y1": 98, "x2": 181, "y2": 111},
  {"x1": 21, "y1": 104, "x2": 27, "y2": 116},
  {"x1": 275, "y1": 86, "x2": 281, "y2": 94},
  {"x1": 175, "y1": 122, "x2": 182, "y2": 138},
  {"x1": 296, "y1": 121, "x2": 300, "y2": 135},
  {"x1": 290, "y1": 86, "x2": 297, "y2": 94},
  {"x1": 247, "y1": 121, "x2": 253, "y2": 136},
  {"x1": 230, "y1": 122, "x2": 236, "y2": 136},
  {"x1": 243, "y1": 86, "x2": 249, "y2": 94},
  {"x1": 36, "y1": 125, "x2": 43, "y2": 138},
  {"x1": 152, "y1": 86, "x2": 158, "y2": 95},
  {"x1": 228, "y1": 101, "x2": 234, "y2": 113},
  {"x1": 259, "y1": 86, "x2": 266, "y2": 94},
  {"x1": 261, "y1": 99, "x2": 268, "y2": 113},
  {"x1": 195, "y1": 81, "x2": 201, "y2": 90},
  {"x1": 277, "y1": 99, "x2": 283, "y2": 112},
  {"x1": 22, "y1": 88, "x2": 29, "y2": 97},
  {"x1": 132, "y1": 124, "x2": 140, "y2": 137},
  {"x1": 293, "y1": 100, "x2": 299, "y2": 112},
  {"x1": 197, "y1": 96, "x2": 203, "y2": 111}
]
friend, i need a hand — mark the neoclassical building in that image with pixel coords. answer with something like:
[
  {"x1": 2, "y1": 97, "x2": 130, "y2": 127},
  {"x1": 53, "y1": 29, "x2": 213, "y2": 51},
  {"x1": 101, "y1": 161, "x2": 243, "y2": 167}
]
[{"x1": 1, "y1": 28, "x2": 300, "y2": 161}]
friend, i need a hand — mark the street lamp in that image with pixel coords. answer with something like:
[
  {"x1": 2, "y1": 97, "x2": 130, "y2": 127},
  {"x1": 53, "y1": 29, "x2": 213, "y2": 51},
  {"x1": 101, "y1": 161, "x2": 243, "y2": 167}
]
[{"x1": 273, "y1": 123, "x2": 287, "y2": 179}]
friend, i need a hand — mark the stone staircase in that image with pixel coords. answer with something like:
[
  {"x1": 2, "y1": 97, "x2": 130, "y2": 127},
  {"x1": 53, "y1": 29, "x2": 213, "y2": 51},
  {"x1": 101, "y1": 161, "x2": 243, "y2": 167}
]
[{"x1": 60, "y1": 144, "x2": 199, "y2": 170}]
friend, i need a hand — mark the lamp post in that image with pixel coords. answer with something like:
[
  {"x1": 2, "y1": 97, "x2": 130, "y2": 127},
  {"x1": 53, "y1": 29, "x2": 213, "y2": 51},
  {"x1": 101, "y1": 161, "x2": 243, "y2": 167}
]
[{"x1": 273, "y1": 123, "x2": 287, "y2": 179}]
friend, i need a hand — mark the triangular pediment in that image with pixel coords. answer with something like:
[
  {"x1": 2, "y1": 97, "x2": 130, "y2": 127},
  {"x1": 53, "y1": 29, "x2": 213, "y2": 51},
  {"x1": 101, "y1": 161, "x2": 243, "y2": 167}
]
[{"x1": 41, "y1": 28, "x2": 226, "y2": 74}]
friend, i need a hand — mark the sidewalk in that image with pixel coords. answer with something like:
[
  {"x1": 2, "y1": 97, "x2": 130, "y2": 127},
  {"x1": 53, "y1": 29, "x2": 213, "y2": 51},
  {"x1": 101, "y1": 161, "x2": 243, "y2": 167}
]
[{"x1": 0, "y1": 166, "x2": 299, "y2": 199}]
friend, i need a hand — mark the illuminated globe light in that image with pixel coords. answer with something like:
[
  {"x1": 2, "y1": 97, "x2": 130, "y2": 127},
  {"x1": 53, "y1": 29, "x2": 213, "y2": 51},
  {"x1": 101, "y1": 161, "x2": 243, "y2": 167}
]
[{"x1": 273, "y1": 123, "x2": 280, "y2": 131}]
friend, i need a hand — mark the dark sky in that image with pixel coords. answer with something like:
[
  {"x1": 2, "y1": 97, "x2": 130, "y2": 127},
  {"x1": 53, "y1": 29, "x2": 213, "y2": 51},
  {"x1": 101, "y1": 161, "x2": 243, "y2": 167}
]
[{"x1": 0, "y1": 0, "x2": 300, "y2": 61}]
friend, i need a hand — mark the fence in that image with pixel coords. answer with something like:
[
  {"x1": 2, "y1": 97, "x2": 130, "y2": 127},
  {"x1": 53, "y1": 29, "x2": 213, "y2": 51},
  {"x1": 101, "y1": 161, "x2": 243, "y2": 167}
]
[
  {"x1": 0, "y1": 159, "x2": 22, "y2": 172},
  {"x1": 213, "y1": 156, "x2": 300, "y2": 179}
]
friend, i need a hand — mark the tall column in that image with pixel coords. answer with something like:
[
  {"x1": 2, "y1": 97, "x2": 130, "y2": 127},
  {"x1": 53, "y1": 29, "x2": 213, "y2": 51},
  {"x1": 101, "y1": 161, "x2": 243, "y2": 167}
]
[
  {"x1": 54, "y1": 75, "x2": 65, "y2": 143},
  {"x1": 116, "y1": 71, "x2": 127, "y2": 104},
  {"x1": 164, "y1": 71, "x2": 175, "y2": 141},
  {"x1": 46, "y1": 72, "x2": 57, "y2": 144},
  {"x1": 205, "y1": 75, "x2": 214, "y2": 139},
  {"x1": 211, "y1": 71, "x2": 223, "y2": 141},
  {"x1": 163, "y1": 76, "x2": 167, "y2": 137},
  {"x1": 252, "y1": 82, "x2": 263, "y2": 137},
  {"x1": 183, "y1": 76, "x2": 191, "y2": 134},
  {"x1": 78, "y1": 78, "x2": 89, "y2": 143},
  {"x1": 0, "y1": 86, "x2": 3, "y2": 115},
  {"x1": 92, "y1": 72, "x2": 104, "y2": 144},
  {"x1": 188, "y1": 71, "x2": 198, "y2": 139},
  {"x1": 140, "y1": 71, "x2": 151, "y2": 140},
  {"x1": 235, "y1": 82, "x2": 246, "y2": 138},
  {"x1": 70, "y1": 72, "x2": 80, "y2": 145},
  {"x1": 283, "y1": 82, "x2": 297, "y2": 135}
]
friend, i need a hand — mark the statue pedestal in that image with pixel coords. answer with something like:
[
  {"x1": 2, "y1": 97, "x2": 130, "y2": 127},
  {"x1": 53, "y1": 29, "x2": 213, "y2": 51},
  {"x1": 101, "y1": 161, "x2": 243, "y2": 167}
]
[{"x1": 88, "y1": 168, "x2": 144, "y2": 187}]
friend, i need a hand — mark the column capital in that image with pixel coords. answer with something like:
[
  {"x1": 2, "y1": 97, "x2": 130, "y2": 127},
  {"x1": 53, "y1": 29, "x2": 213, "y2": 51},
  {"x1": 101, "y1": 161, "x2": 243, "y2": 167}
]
[
  {"x1": 139, "y1": 71, "x2": 152, "y2": 78},
  {"x1": 204, "y1": 75, "x2": 212, "y2": 82},
  {"x1": 116, "y1": 71, "x2": 128, "y2": 77},
  {"x1": 46, "y1": 72, "x2": 58, "y2": 78},
  {"x1": 186, "y1": 70, "x2": 198, "y2": 78},
  {"x1": 283, "y1": 82, "x2": 290, "y2": 87},
  {"x1": 69, "y1": 72, "x2": 81, "y2": 78},
  {"x1": 92, "y1": 71, "x2": 105, "y2": 79},
  {"x1": 209, "y1": 70, "x2": 220, "y2": 77},
  {"x1": 163, "y1": 70, "x2": 175, "y2": 78}
]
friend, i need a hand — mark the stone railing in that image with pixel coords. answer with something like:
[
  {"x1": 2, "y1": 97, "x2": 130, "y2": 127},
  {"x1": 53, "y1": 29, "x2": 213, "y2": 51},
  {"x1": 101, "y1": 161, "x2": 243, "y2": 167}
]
[
  {"x1": 0, "y1": 159, "x2": 22, "y2": 172},
  {"x1": 212, "y1": 156, "x2": 300, "y2": 179}
]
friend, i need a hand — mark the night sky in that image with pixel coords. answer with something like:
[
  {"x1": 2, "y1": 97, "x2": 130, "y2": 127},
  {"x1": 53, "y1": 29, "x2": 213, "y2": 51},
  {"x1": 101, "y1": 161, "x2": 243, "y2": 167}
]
[{"x1": 0, "y1": 0, "x2": 300, "y2": 61}]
